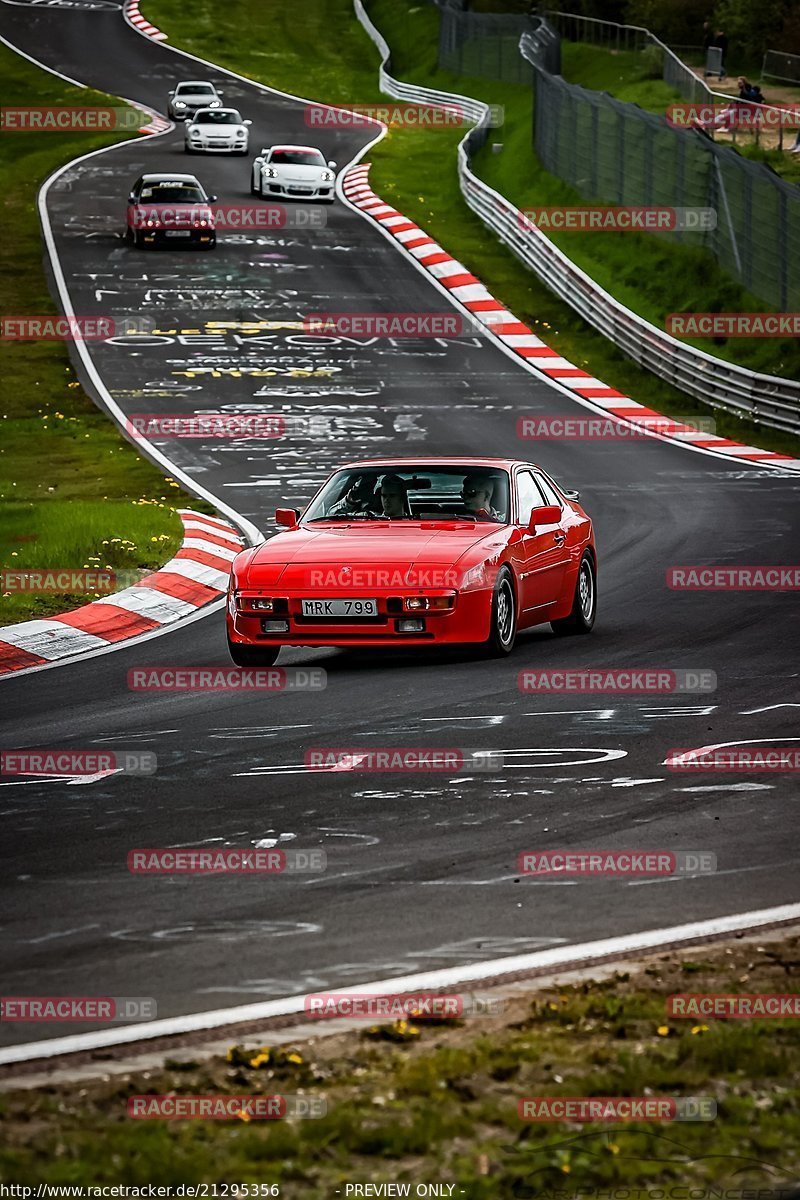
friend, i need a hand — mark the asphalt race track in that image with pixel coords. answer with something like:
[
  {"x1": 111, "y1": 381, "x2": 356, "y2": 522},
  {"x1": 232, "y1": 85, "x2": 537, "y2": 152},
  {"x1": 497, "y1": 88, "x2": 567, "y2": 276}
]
[{"x1": 1, "y1": 0, "x2": 799, "y2": 1052}]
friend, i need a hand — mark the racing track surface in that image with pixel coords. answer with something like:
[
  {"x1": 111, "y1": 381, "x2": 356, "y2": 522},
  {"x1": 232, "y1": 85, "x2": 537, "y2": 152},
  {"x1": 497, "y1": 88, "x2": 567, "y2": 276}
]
[{"x1": 1, "y1": 0, "x2": 799, "y2": 1050}]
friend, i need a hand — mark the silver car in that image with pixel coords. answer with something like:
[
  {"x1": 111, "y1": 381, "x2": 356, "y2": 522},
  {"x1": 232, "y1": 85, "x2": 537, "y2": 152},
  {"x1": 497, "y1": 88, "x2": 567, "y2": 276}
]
[
  {"x1": 185, "y1": 108, "x2": 251, "y2": 155},
  {"x1": 168, "y1": 81, "x2": 223, "y2": 121}
]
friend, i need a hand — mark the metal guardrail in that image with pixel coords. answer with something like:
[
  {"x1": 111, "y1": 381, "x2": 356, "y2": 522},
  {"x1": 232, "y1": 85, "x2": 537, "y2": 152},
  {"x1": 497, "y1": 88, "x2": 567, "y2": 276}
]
[{"x1": 352, "y1": 0, "x2": 800, "y2": 435}]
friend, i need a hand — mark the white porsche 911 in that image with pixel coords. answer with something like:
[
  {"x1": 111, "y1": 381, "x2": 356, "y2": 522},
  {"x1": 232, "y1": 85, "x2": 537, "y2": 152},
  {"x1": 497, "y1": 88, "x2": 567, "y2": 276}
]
[
  {"x1": 251, "y1": 145, "x2": 337, "y2": 203},
  {"x1": 185, "y1": 108, "x2": 252, "y2": 155}
]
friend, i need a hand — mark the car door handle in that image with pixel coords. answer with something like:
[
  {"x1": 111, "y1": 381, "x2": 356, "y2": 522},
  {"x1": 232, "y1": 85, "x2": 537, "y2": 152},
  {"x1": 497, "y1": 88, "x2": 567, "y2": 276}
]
[{"x1": 553, "y1": 531, "x2": 566, "y2": 545}]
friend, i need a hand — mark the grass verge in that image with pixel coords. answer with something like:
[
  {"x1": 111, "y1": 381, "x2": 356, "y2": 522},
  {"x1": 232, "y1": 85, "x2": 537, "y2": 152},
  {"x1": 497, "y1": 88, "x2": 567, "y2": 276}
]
[
  {"x1": 142, "y1": 0, "x2": 799, "y2": 457},
  {"x1": 1, "y1": 934, "x2": 798, "y2": 1190},
  {"x1": 0, "y1": 44, "x2": 215, "y2": 625}
]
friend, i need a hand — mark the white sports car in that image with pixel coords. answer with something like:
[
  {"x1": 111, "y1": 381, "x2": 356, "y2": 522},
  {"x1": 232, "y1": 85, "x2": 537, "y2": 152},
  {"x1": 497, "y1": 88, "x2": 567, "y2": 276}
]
[
  {"x1": 168, "y1": 81, "x2": 224, "y2": 121},
  {"x1": 185, "y1": 108, "x2": 252, "y2": 155},
  {"x1": 251, "y1": 145, "x2": 337, "y2": 203}
]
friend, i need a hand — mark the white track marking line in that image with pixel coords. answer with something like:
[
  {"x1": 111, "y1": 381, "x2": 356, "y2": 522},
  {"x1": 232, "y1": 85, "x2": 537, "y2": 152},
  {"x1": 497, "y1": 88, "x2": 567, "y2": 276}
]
[{"x1": 1, "y1": 903, "x2": 798, "y2": 1065}]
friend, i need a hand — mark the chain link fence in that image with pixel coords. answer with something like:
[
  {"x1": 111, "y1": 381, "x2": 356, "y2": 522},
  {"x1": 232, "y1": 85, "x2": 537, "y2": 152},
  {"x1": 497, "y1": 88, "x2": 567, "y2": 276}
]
[
  {"x1": 763, "y1": 49, "x2": 800, "y2": 84},
  {"x1": 541, "y1": 9, "x2": 711, "y2": 103},
  {"x1": 520, "y1": 30, "x2": 800, "y2": 310},
  {"x1": 435, "y1": 4, "x2": 536, "y2": 84}
]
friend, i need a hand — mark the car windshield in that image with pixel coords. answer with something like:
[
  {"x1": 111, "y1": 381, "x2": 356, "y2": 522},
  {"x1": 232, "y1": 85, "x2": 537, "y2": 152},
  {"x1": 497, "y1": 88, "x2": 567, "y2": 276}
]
[
  {"x1": 270, "y1": 149, "x2": 326, "y2": 166},
  {"x1": 194, "y1": 109, "x2": 242, "y2": 124},
  {"x1": 304, "y1": 467, "x2": 510, "y2": 523},
  {"x1": 177, "y1": 83, "x2": 215, "y2": 95},
  {"x1": 139, "y1": 182, "x2": 205, "y2": 202}
]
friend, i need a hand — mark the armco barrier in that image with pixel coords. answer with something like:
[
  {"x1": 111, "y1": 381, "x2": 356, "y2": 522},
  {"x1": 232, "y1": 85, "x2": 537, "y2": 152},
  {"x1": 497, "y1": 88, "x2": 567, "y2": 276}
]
[{"x1": 353, "y1": 0, "x2": 800, "y2": 436}]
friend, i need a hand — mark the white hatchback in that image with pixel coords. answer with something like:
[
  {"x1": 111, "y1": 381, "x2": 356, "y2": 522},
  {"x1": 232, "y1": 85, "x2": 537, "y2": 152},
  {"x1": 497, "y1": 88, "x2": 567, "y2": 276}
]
[
  {"x1": 251, "y1": 145, "x2": 337, "y2": 203},
  {"x1": 185, "y1": 108, "x2": 252, "y2": 155}
]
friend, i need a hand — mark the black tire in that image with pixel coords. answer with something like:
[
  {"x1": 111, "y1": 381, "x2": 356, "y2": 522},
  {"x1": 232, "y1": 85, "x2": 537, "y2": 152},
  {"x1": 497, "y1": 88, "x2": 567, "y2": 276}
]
[
  {"x1": 250, "y1": 176, "x2": 258, "y2": 195},
  {"x1": 134, "y1": 230, "x2": 146, "y2": 249},
  {"x1": 483, "y1": 567, "x2": 517, "y2": 656},
  {"x1": 227, "y1": 637, "x2": 280, "y2": 667},
  {"x1": 551, "y1": 551, "x2": 597, "y2": 636}
]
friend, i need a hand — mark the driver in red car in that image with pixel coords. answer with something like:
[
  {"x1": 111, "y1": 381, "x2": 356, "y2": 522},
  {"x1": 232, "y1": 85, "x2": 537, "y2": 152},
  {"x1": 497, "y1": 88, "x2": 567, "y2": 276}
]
[
  {"x1": 461, "y1": 473, "x2": 501, "y2": 520},
  {"x1": 378, "y1": 473, "x2": 408, "y2": 519}
]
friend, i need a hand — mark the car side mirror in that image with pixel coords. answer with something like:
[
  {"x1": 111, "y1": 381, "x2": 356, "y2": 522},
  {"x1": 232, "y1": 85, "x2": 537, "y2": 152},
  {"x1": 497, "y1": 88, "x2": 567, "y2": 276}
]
[
  {"x1": 244, "y1": 119, "x2": 252, "y2": 125},
  {"x1": 128, "y1": 193, "x2": 136, "y2": 203},
  {"x1": 275, "y1": 508, "x2": 299, "y2": 528},
  {"x1": 527, "y1": 504, "x2": 561, "y2": 531},
  {"x1": 328, "y1": 160, "x2": 337, "y2": 169},
  {"x1": 168, "y1": 90, "x2": 175, "y2": 96},
  {"x1": 207, "y1": 194, "x2": 218, "y2": 203}
]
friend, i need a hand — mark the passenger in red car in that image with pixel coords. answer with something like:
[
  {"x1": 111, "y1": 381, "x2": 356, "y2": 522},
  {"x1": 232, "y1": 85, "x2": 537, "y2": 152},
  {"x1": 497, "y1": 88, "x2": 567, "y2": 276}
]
[{"x1": 462, "y1": 473, "x2": 501, "y2": 520}]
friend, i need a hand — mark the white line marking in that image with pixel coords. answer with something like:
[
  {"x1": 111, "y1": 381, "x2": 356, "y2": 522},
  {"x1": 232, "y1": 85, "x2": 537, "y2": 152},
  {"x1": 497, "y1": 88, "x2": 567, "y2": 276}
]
[{"x1": 2, "y1": 903, "x2": 799, "y2": 1065}]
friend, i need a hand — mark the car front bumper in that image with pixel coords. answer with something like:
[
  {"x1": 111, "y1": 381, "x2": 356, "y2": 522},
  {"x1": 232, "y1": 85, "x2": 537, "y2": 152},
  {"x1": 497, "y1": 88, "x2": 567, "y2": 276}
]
[
  {"x1": 136, "y1": 227, "x2": 216, "y2": 246},
  {"x1": 227, "y1": 588, "x2": 492, "y2": 648},
  {"x1": 186, "y1": 137, "x2": 248, "y2": 152},
  {"x1": 261, "y1": 181, "x2": 334, "y2": 200}
]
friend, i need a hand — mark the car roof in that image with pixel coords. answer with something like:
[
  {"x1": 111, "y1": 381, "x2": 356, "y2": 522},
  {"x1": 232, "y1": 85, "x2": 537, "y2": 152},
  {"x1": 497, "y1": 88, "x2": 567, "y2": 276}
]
[
  {"x1": 140, "y1": 173, "x2": 202, "y2": 183},
  {"x1": 176, "y1": 80, "x2": 216, "y2": 88},
  {"x1": 195, "y1": 106, "x2": 238, "y2": 113},
  {"x1": 268, "y1": 144, "x2": 323, "y2": 152},
  {"x1": 335, "y1": 458, "x2": 535, "y2": 470}
]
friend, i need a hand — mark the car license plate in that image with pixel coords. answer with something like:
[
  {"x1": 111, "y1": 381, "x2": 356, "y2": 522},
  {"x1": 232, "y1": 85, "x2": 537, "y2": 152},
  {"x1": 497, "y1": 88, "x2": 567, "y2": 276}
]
[
  {"x1": 301, "y1": 599, "x2": 377, "y2": 617},
  {"x1": 165, "y1": 230, "x2": 192, "y2": 237}
]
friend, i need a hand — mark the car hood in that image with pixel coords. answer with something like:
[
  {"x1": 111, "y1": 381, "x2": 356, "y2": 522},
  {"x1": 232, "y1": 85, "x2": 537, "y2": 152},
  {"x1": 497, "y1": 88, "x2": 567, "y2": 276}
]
[
  {"x1": 242, "y1": 523, "x2": 506, "y2": 585},
  {"x1": 191, "y1": 123, "x2": 240, "y2": 133},
  {"x1": 269, "y1": 163, "x2": 327, "y2": 178}
]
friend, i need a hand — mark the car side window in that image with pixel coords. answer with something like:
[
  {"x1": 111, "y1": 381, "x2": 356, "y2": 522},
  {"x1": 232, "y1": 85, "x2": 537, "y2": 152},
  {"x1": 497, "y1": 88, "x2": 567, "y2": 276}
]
[
  {"x1": 516, "y1": 471, "x2": 546, "y2": 524},
  {"x1": 535, "y1": 474, "x2": 562, "y2": 509}
]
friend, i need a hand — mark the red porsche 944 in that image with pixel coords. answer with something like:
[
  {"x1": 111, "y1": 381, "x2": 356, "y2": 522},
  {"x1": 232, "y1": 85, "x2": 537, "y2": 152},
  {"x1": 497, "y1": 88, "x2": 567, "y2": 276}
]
[{"x1": 226, "y1": 458, "x2": 597, "y2": 664}]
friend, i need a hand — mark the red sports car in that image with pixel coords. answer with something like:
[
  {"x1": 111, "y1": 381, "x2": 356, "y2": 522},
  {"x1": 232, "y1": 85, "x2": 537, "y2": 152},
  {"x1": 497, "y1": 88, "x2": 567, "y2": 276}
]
[{"x1": 226, "y1": 458, "x2": 597, "y2": 665}]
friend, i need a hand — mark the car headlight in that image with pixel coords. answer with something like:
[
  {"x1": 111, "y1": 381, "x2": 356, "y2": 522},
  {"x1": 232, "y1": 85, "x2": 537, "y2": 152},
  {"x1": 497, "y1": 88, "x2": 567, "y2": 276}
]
[
  {"x1": 461, "y1": 564, "x2": 485, "y2": 588},
  {"x1": 320, "y1": 170, "x2": 334, "y2": 181},
  {"x1": 236, "y1": 128, "x2": 246, "y2": 137},
  {"x1": 189, "y1": 127, "x2": 201, "y2": 136},
  {"x1": 174, "y1": 100, "x2": 186, "y2": 109},
  {"x1": 263, "y1": 167, "x2": 277, "y2": 178},
  {"x1": 209, "y1": 99, "x2": 221, "y2": 107}
]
